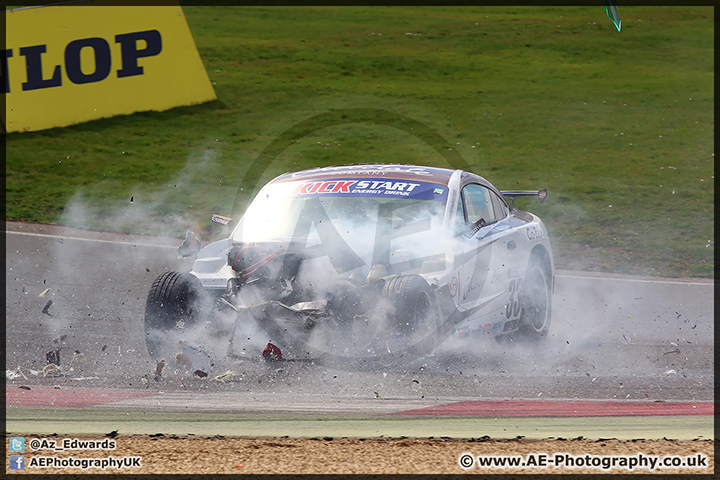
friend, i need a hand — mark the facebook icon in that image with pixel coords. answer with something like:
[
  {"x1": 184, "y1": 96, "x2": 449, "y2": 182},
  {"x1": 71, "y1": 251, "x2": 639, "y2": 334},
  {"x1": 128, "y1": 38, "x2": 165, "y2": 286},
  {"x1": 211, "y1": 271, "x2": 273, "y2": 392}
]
[{"x1": 10, "y1": 455, "x2": 25, "y2": 470}]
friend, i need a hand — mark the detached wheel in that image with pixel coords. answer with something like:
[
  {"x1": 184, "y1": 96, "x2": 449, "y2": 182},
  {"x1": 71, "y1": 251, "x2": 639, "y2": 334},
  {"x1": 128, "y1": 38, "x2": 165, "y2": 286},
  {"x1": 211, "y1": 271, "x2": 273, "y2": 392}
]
[
  {"x1": 381, "y1": 275, "x2": 438, "y2": 353},
  {"x1": 144, "y1": 271, "x2": 204, "y2": 360},
  {"x1": 516, "y1": 256, "x2": 552, "y2": 340}
]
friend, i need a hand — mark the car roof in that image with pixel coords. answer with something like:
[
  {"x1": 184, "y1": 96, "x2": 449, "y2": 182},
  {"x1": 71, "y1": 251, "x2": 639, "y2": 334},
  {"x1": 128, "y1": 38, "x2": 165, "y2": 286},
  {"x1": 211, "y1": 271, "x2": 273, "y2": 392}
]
[{"x1": 270, "y1": 164, "x2": 459, "y2": 186}]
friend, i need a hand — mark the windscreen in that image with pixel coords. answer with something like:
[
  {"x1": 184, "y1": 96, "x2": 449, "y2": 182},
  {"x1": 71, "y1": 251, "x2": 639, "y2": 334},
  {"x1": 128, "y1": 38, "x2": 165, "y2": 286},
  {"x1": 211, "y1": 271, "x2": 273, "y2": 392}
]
[{"x1": 232, "y1": 178, "x2": 449, "y2": 249}]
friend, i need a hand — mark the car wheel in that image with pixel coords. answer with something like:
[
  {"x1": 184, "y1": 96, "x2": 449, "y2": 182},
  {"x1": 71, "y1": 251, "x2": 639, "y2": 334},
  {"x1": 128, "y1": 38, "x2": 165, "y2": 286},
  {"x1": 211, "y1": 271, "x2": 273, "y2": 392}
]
[
  {"x1": 144, "y1": 271, "x2": 204, "y2": 360},
  {"x1": 380, "y1": 274, "x2": 438, "y2": 353},
  {"x1": 516, "y1": 256, "x2": 552, "y2": 340}
]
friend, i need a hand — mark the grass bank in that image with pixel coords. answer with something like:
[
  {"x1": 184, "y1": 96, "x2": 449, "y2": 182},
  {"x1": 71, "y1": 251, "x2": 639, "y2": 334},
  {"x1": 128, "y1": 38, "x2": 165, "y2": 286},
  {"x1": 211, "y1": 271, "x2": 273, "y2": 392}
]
[{"x1": 5, "y1": 6, "x2": 713, "y2": 277}]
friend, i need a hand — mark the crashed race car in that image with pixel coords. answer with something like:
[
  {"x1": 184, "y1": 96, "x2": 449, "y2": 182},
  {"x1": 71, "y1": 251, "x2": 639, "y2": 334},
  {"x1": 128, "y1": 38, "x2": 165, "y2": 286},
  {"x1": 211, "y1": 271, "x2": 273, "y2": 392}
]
[{"x1": 144, "y1": 164, "x2": 553, "y2": 365}]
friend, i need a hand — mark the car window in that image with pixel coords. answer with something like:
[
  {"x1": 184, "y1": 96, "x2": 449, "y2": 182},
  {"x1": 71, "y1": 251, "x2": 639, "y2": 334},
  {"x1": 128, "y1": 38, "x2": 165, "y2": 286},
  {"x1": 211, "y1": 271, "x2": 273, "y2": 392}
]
[
  {"x1": 462, "y1": 184, "x2": 496, "y2": 225},
  {"x1": 489, "y1": 190, "x2": 509, "y2": 219},
  {"x1": 454, "y1": 196, "x2": 466, "y2": 235}
]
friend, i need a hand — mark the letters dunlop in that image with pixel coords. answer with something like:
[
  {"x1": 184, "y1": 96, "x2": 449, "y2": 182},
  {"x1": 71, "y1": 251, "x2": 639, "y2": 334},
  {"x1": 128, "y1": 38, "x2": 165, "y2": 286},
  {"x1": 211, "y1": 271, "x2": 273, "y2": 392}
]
[{"x1": 3, "y1": 1, "x2": 216, "y2": 133}]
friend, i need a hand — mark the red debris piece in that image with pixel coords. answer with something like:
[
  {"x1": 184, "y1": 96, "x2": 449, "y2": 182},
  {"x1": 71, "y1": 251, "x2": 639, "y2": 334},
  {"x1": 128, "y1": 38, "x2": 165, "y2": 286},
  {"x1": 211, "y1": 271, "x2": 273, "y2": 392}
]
[{"x1": 262, "y1": 343, "x2": 282, "y2": 360}]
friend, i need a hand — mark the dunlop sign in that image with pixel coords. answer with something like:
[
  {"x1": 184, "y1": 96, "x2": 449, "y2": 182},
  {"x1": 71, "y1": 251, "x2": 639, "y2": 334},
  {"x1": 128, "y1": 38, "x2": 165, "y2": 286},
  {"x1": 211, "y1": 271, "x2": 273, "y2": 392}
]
[{"x1": 3, "y1": 3, "x2": 216, "y2": 133}]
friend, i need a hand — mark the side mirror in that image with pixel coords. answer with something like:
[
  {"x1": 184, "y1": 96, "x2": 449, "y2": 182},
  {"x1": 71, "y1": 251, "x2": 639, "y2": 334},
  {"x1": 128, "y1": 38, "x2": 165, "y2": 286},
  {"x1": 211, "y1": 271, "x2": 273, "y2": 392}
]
[
  {"x1": 211, "y1": 214, "x2": 232, "y2": 226},
  {"x1": 464, "y1": 218, "x2": 488, "y2": 238}
]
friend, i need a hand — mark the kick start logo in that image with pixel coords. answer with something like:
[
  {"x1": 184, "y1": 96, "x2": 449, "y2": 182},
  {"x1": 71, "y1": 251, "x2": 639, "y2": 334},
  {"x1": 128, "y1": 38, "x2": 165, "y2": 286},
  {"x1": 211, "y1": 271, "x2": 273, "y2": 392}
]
[{"x1": 290, "y1": 179, "x2": 447, "y2": 200}]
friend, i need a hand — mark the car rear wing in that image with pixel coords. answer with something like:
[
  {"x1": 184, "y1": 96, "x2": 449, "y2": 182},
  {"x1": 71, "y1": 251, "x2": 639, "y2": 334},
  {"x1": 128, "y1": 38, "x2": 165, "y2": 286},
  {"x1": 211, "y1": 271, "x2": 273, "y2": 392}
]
[{"x1": 501, "y1": 189, "x2": 547, "y2": 207}]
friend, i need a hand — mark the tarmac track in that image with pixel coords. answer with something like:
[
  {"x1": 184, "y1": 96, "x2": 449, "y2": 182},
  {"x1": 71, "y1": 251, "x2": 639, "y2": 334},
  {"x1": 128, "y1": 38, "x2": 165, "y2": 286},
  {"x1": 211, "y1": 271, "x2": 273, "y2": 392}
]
[{"x1": 4, "y1": 221, "x2": 715, "y2": 440}]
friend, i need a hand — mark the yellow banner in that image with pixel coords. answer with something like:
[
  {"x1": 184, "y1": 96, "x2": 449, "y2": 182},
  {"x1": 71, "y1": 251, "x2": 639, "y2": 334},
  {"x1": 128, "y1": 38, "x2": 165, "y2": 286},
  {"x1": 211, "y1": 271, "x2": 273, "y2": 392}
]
[{"x1": 3, "y1": 2, "x2": 216, "y2": 133}]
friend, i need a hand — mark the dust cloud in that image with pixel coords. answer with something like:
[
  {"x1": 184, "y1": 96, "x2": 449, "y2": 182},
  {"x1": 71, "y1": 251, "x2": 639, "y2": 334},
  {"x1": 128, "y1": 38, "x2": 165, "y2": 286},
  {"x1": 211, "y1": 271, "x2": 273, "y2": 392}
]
[
  {"x1": 59, "y1": 148, "x2": 224, "y2": 238},
  {"x1": 26, "y1": 153, "x2": 709, "y2": 394}
]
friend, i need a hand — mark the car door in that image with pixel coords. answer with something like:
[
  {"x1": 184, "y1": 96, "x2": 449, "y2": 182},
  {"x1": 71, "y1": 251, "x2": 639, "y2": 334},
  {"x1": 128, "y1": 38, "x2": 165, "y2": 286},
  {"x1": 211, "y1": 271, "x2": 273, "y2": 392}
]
[{"x1": 454, "y1": 183, "x2": 516, "y2": 325}]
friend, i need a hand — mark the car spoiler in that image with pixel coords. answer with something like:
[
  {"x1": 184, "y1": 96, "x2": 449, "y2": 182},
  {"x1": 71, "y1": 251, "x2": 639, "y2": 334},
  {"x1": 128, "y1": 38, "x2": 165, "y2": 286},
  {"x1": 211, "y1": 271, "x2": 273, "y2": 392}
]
[{"x1": 501, "y1": 189, "x2": 547, "y2": 207}]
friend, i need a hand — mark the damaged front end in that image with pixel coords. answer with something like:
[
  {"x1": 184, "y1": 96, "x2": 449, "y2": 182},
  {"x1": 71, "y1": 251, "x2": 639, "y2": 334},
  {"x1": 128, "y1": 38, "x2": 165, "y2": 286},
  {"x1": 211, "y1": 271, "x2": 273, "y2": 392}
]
[
  {"x1": 219, "y1": 242, "x2": 387, "y2": 359},
  {"x1": 143, "y1": 234, "x2": 441, "y2": 371}
]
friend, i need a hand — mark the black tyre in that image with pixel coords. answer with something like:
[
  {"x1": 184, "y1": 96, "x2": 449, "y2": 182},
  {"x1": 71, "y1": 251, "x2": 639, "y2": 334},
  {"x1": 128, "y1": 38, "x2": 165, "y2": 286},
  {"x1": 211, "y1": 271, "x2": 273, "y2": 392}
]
[
  {"x1": 381, "y1": 274, "x2": 438, "y2": 350},
  {"x1": 516, "y1": 256, "x2": 552, "y2": 340},
  {"x1": 144, "y1": 271, "x2": 204, "y2": 360}
]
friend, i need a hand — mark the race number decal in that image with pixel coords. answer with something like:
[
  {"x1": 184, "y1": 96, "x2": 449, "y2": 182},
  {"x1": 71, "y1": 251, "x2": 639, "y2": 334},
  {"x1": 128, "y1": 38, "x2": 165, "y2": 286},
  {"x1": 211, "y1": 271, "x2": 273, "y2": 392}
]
[{"x1": 505, "y1": 278, "x2": 523, "y2": 321}]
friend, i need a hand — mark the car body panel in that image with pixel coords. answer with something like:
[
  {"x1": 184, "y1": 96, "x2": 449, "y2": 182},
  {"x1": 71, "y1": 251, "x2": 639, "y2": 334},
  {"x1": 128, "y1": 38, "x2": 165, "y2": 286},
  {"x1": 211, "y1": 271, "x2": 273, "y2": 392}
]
[{"x1": 185, "y1": 164, "x2": 553, "y2": 356}]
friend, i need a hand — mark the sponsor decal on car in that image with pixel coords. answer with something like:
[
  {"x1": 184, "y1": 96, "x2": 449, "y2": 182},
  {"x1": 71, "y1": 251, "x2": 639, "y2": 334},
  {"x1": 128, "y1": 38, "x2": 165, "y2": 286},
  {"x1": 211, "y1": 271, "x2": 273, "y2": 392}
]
[
  {"x1": 290, "y1": 179, "x2": 448, "y2": 200},
  {"x1": 503, "y1": 319, "x2": 521, "y2": 332},
  {"x1": 526, "y1": 225, "x2": 545, "y2": 240},
  {"x1": 448, "y1": 276, "x2": 458, "y2": 297},
  {"x1": 508, "y1": 266, "x2": 525, "y2": 278},
  {"x1": 289, "y1": 164, "x2": 437, "y2": 177}
]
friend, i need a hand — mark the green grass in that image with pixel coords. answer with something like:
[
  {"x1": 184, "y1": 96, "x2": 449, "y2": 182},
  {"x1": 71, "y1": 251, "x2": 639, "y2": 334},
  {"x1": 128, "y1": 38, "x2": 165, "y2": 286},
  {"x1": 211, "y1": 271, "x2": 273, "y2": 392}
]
[{"x1": 5, "y1": 6, "x2": 714, "y2": 278}]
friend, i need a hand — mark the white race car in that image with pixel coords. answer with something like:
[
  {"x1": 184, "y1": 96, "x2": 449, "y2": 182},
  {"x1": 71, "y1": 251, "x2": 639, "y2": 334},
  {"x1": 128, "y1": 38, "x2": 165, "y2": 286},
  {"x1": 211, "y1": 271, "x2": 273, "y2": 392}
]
[{"x1": 144, "y1": 164, "x2": 553, "y2": 364}]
